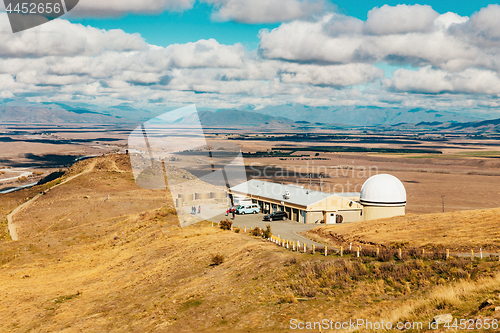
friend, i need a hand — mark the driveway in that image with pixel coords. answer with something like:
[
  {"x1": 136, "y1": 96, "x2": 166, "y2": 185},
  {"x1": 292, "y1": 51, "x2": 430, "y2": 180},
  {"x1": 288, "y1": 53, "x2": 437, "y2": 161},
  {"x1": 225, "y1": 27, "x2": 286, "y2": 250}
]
[{"x1": 209, "y1": 212, "x2": 325, "y2": 247}]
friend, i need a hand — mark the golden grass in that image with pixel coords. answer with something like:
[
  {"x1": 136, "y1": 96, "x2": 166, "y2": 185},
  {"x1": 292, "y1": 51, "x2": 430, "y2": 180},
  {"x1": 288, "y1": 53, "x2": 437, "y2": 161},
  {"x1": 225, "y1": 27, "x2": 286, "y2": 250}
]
[
  {"x1": 2, "y1": 154, "x2": 500, "y2": 332},
  {"x1": 306, "y1": 208, "x2": 500, "y2": 252}
]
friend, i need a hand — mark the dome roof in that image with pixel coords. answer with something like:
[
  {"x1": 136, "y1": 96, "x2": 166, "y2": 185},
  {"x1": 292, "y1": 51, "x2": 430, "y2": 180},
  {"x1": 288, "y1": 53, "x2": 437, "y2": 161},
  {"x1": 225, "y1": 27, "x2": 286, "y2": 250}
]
[{"x1": 360, "y1": 174, "x2": 406, "y2": 206}]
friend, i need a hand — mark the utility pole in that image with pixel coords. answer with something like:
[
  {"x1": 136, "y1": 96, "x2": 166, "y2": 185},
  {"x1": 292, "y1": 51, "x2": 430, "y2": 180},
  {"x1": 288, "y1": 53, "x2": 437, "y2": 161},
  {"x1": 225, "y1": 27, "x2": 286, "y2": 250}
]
[{"x1": 441, "y1": 195, "x2": 445, "y2": 213}]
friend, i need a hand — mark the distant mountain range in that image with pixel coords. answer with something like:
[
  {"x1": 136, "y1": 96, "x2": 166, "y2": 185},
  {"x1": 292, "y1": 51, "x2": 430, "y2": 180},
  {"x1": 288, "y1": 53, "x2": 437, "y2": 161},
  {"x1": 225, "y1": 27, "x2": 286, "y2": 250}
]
[
  {"x1": 178, "y1": 110, "x2": 294, "y2": 127},
  {"x1": 0, "y1": 106, "x2": 127, "y2": 124},
  {"x1": 244, "y1": 105, "x2": 478, "y2": 126},
  {"x1": 1, "y1": 103, "x2": 499, "y2": 133}
]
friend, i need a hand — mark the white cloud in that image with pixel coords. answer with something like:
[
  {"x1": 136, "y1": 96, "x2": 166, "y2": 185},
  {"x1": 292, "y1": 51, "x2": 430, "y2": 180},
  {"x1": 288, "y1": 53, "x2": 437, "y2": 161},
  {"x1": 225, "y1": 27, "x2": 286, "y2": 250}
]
[
  {"x1": 70, "y1": 0, "x2": 195, "y2": 17},
  {"x1": 203, "y1": 0, "x2": 328, "y2": 23},
  {"x1": 0, "y1": 18, "x2": 147, "y2": 57},
  {"x1": 279, "y1": 63, "x2": 383, "y2": 87},
  {"x1": 385, "y1": 66, "x2": 500, "y2": 96},
  {"x1": 364, "y1": 4, "x2": 439, "y2": 35},
  {"x1": 259, "y1": 6, "x2": 500, "y2": 73}
]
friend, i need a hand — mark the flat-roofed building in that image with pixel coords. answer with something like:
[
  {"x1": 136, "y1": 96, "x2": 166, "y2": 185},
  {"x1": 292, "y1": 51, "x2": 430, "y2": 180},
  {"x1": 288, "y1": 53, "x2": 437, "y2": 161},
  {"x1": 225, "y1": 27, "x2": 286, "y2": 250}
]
[{"x1": 229, "y1": 179, "x2": 363, "y2": 224}]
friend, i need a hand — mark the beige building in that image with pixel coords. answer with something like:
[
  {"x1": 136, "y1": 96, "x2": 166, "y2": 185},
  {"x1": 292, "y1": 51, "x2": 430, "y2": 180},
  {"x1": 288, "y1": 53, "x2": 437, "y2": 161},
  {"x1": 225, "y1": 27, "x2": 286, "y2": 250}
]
[
  {"x1": 229, "y1": 179, "x2": 364, "y2": 224},
  {"x1": 229, "y1": 174, "x2": 406, "y2": 224}
]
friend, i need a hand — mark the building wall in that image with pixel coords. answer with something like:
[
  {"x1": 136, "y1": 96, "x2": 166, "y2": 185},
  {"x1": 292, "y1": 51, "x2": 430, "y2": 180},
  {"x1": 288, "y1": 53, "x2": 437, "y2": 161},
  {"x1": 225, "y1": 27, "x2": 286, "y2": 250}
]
[
  {"x1": 306, "y1": 211, "x2": 324, "y2": 224},
  {"x1": 337, "y1": 209, "x2": 363, "y2": 223},
  {"x1": 363, "y1": 206, "x2": 405, "y2": 221}
]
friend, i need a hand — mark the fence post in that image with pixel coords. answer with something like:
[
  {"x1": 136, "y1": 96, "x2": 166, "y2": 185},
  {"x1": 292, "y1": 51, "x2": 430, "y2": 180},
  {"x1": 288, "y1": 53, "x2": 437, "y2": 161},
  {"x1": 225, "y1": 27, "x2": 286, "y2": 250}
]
[
  {"x1": 312, "y1": 244, "x2": 315, "y2": 254},
  {"x1": 244, "y1": 226, "x2": 246, "y2": 233},
  {"x1": 357, "y1": 247, "x2": 360, "y2": 258},
  {"x1": 422, "y1": 249, "x2": 425, "y2": 257},
  {"x1": 325, "y1": 246, "x2": 328, "y2": 256},
  {"x1": 350, "y1": 243, "x2": 352, "y2": 251},
  {"x1": 376, "y1": 248, "x2": 379, "y2": 257},
  {"x1": 340, "y1": 246, "x2": 343, "y2": 257},
  {"x1": 304, "y1": 243, "x2": 306, "y2": 253},
  {"x1": 293, "y1": 242, "x2": 295, "y2": 252},
  {"x1": 286, "y1": 241, "x2": 289, "y2": 249},
  {"x1": 212, "y1": 222, "x2": 214, "y2": 227},
  {"x1": 471, "y1": 249, "x2": 474, "y2": 260},
  {"x1": 446, "y1": 249, "x2": 449, "y2": 259},
  {"x1": 297, "y1": 241, "x2": 300, "y2": 249},
  {"x1": 398, "y1": 248, "x2": 402, "y2": 260},
  {"x1": 480, "y1": 248, "x2": 483, "y2": 259}
]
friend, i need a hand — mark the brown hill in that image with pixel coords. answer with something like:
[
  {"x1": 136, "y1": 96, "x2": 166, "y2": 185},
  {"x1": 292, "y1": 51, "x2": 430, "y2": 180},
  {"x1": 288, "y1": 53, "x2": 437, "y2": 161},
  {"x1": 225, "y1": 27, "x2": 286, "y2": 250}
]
[
  {"x1": 305, "y1": 208, "x2": 500, "y2": 252},
  {"x1": 2, "y1": 155, "x2": 500, "y2": 332}
]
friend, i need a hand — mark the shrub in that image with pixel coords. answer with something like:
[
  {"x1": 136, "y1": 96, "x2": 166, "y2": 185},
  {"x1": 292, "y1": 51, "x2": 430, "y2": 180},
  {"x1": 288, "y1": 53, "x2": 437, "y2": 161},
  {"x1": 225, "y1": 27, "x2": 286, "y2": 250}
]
[
  {"x1": 219, "y1": 219, "x2": 232, "y2": 230},
  {"x1": 250, "y1": 227, "x2": 262, "y2": 236},
  {"x1": 263, "y1": 224, "x2": 272, "y2": 238},
  {"x1": 279, "y1": 291, "x2": 298, "y2": 304},
  {"x1": 211, "y1": 253, "x2": 224, "y2": 266},
  {"x1": 234, "y1": 228, "x2": 240, "y2": 233}
]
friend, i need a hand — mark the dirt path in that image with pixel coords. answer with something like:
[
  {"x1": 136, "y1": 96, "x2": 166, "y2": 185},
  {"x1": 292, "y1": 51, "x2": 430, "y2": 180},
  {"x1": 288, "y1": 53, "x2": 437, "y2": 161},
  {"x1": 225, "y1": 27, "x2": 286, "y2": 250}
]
[{"x1": 7, "y1": 162, "x2": 96, "y2": 241}]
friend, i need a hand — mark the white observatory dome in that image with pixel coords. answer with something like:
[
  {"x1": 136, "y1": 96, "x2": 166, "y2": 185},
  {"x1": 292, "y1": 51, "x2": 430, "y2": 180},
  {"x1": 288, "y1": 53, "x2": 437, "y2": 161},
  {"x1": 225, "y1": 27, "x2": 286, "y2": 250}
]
[{"x1": 360, "y1": 174, "x2": 406, "y2": 207}]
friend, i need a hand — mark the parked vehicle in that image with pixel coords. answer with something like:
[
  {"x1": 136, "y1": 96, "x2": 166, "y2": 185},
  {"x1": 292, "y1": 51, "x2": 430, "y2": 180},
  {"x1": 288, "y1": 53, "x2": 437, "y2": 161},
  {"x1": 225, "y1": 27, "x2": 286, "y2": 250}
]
[
  {"x1": 236, "y1": 204, "x2": 260, "y2": 214},
  {"x1": 263, "y1": 211, "x2": 288, "y2": 221},
  {"x1": 229, "y1": 205, "x2": 239, "y2": 213}
]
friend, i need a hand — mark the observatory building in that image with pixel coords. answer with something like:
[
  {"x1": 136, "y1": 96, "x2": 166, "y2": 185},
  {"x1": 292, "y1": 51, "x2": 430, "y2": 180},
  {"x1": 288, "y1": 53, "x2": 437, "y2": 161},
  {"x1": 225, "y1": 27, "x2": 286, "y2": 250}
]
[
  {"x1": 228, "y1": 174, "x2": 406, "y2": 224},
  {"x1": 360, "y1": 174, "x2": 407, "y2": 221}
]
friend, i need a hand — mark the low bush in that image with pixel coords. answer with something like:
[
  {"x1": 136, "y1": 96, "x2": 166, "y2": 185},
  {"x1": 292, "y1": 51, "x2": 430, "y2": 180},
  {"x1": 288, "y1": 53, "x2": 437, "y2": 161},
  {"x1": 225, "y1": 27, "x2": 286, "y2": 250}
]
[
  {"x1": 211, "y1": 253, "x2": 224, "y2": 266},
  {"x1": 219, "y1": 219, "x2": 232, "y2": 230}
]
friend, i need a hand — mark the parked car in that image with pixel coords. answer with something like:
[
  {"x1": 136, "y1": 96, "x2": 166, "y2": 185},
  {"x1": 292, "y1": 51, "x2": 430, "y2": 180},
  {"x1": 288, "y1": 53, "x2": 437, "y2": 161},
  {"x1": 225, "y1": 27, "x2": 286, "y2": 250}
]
[
  {"x1": 229, "y1": 205, "x2": 239, "y2": 213},
  {"x1": 237, "y1": 204, "x2": 260, "y2": 214},
  {"x1": 263, "y1": 211, "x2": 288, "y2": 221}
]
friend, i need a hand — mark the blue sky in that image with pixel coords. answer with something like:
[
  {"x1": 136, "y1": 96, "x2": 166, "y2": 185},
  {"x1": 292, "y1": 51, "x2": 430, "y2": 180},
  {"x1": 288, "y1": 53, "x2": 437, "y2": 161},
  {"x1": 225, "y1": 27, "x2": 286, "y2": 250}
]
[{"x1": 68, "y1": 1, "x2": 496, "y2": 47}]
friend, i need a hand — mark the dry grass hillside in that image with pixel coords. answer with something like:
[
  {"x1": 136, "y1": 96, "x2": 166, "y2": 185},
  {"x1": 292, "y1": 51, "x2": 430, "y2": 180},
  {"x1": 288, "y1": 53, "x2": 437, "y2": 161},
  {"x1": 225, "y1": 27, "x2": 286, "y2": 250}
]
[
  {"x1": 305, "y1": 209, "x2": 500, "y2": 252},
  {"x1": 2, "y1": 155, "x2": 500, "y2": 332}
]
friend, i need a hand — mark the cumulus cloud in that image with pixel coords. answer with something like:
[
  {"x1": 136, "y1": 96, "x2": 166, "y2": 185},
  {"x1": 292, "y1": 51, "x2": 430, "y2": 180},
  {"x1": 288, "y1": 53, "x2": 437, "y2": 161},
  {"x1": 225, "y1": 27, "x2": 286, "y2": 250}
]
[
  {"x1": 259, "y1": 5, "x2": 500, "y2": 73},
  {"x1": 364, "y1": 4, "x2": 439, "y2": 35},
  {"x1": 279, "y1": 63, "x2": 383, "y2": 87},
  {"x1": 385, "y1": 66, "x2": 500, "y2": 96},
  {"x1": 70, "y1": 0, "x2": 195, "y2": 17},
  {"x1": 202, "y1": 0, "x2": 328, "y2": 23},
  {"x1": 0, "y1": 18, "x2": 147, "y2": 57}
]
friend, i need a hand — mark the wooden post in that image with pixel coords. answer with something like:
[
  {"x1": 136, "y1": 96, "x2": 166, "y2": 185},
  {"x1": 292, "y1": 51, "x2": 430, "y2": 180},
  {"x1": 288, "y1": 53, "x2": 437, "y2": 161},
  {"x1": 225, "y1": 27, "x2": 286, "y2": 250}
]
[
  {"x1": 357, "y1": 247, "x2": 360, "y2": 258},
  {"x1": 480, "y1": 248, "x2": 483, "y2": 259},
  {"x1": 325, "y1": 246, "x2": 328, "y2": 256},
  {"x1": 422, "y1": 249, "x2": 425, "y2": 257},
  {"x1": 446, "y1": 249, "x2": 449, "y2": 259},
  {"x1": 244, "y1": 226, "x2": 246, "y2": 233},
  {"x1": 376, "y1": 248, "x2": 379, "y2": 256},
  {"x1": 349, "y1": 243, "x2": 352, "y2": 251},
  {"x1": 293, "y1": 242, "x2": 295, "y2": 251},
  {"x1": 471, "y1": 249, "x2": 474, "y2": 260},
  {"x1": 286, "y1": 241, "x2": 289, "y2": 249},
  {"x1": 304, "y1": 243, "x2": 306, "y2": 253},
  {"x1": 312, "y1": 244, "x2": 315, "y2": 254},
  {"x1": 212, "y1": 222, "x2": 213, "y2": 227},
  {"x1": 340, "y1": 246, "x2": 343, "y2": 257},
  {"x1": 398, "y1": 248, "x2": 402, "y2": 260}
]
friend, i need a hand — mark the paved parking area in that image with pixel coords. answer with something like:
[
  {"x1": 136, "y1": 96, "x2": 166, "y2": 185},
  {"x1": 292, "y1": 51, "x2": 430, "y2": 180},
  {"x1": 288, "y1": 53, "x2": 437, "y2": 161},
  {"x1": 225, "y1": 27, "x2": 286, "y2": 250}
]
[{"x1": 209, "y1": 212, "x2": 325, "y2": 247}]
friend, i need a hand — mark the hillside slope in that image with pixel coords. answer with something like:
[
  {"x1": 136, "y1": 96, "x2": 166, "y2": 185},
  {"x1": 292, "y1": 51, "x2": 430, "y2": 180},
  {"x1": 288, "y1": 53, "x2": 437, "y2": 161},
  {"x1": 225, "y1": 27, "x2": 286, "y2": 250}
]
[
  {"x1": 306, "y1": 208, "x2": 500, "y2": 252},
  {"x1": 3, "y1": 155, "x2": 500, "y2": 332}
]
